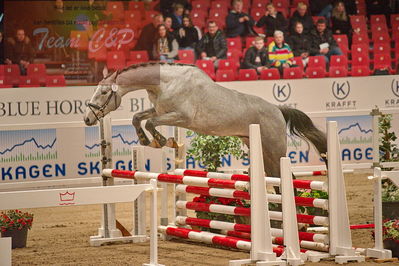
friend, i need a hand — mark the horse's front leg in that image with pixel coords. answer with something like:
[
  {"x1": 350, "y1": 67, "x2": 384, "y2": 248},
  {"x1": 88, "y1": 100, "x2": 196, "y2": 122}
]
[
  {"x1": 144, "y1": 112, "x2": 187, "y2": 148},
  {"x1": 132, "y1": 108, "x2": 156, "y2": 146}
]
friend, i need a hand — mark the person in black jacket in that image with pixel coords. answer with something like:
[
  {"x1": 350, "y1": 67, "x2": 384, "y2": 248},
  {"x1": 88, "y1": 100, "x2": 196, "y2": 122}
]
[
  {"x1": 241, "y1": 36, "x2": 270, "y2": 73},
  {"x1": 176, "y1": 16, "x2": 199, "y2": 49},
  {"x1": 225, "y1": 0, "x2": 255, "y2": 38},
  {"x1": 331, "y1": 1, "x2": 353, "y2": 43},
  {"x1": 256, "y1": 3, "x2": 288, "y2": 37},
  {"x1": 287, "y1": 21, "x2": 313, "y2": 67},
  {"x1": 5, "y1": 29, "x2": 35, "y2": 75},
  {"x1": 289, "y1": 2, "x2": 314, "y2": 34},
  {"x1": 171, "y1": 4, "x2": 184, "y2": 30},
  {"x1": 134, "y1": 14, "x2": 164, "y2": 55},
  {"x1": 196, "y1": 21, "x2": 227, "y2": 68},
  {"x1": 310, "y1": 18, "x2": 343, "y2": 64}
]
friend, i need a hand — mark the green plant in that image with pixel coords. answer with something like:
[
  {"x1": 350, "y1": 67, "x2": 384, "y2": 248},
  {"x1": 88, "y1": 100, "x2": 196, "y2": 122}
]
[
  {"x1": 297, "y1": 189, "x2": 329, "y2": 216},
  {"x1": 379, "y1": 114, "x2": 399, "y2": 202},
  {"x1": 0, "y1": 210, "x2": 34, "y2": 232},
  {"x1": 186, "y1": 131, "x2": 245, "y2": 172},
  {"x1": 383, "y1": 219, "x2": 399, "y2": 242}
]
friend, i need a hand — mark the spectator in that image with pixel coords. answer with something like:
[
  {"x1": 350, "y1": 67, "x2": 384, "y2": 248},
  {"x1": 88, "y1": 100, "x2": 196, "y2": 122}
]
[
  {"x1": 134, "y1": 14, "x2": 164, "y2": 54},
  {"x1": 195, "y1": 21, "x2": 227, "y2": 68},
  {"x1": 171, "y1": 4, "x2": 185, "y2": 30},
  {"x1": 5, "y1": 29, "x2": 35, "y2": 75},
  {"x1": 331, "y1": 1, "x2": 353, "y2": 43},
  {"x1": 165, "y1": 17, "x2": 174, "y2": 33},
  {"x1": 152, "y1": 24, "x2": 179, "y2": 62},
  {"x1": 289, "y1": 2, "x2": 314, "y2": 34},
  {"x1": 268, "y1": 30, "x2": 294, "y2": 74},
  {"x1": 225, "y1": 0, "x2": 255, "y2": 38},
  {"x1": 176, "y1": 16, "x2": 199, "y2": 50},
  {"x1": 256, "y1": 3, "x2": 288, "y2": 37},
  {"x1": 287, "y1": 21, "x2": 312, "y2": 67},
  {"x1": 335, "y1": 0, "x2": 357, "y2": 15},
  {"x1": 241, "y1": 36, "x2": 270, "y2": 73},
  {"x1": 310, "y1": 18, "x2": 343, "y2": 64},
  {"x1": 161, "y1": 0, "x2": 192, "y2": 17},
  {"x1": 309, "y1": 0, "x2": 332, "y2": 19},
  {"x1": 0, "y1": 32, "x2": 4, "y2": 64}
]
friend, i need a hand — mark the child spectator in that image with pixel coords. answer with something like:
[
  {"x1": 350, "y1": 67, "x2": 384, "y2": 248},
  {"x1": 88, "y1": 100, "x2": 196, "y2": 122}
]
[
  {"x1": 289, "y1": 2, "x2": 314, "y2": 34},
  {"x1": 310, "y1": 18, "x2": 343, "y2": 64},
  {"x1": 268, "y1": 30, "x2": 294, "y2": 74},
  {"x1": 195, "y1": 21, "x2": 227, "y2": 68},
  {"x1": 5, "y1": 28, "x2": 35, "y2": 75},
  {"x1": 176, "y1": 16, "x2": 199, "y2": 50},
  {"x1": 241, "y1": 36, "x2": 270, "y2": 73},
  {"x1": 256, "y1": 3, "x2": 288, "y2": 37},
  {"x1": 152, "y1": 24, "x2": 179, "y2": 62},
  {"x1": 287, "y1": 21, "x2": 312, "y2": 67},
  {"x1": 225, "y1": 0, "x2": 256, "y2": 38}
]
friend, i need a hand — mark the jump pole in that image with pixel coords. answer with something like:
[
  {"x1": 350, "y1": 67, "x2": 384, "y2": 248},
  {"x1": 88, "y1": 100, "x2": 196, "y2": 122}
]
[
  {"x1": 229, "y1": 124, "x2": 285, "y2": 266},
  {"x1": 132, "y1": 146, "x2": 147, "y2": 238},
  {"x1": 0, "y1": 237, "x2": 11, "y2": 266},
  {"x1": 327, "y1": 121, "x2": 365, "y2": 264}
]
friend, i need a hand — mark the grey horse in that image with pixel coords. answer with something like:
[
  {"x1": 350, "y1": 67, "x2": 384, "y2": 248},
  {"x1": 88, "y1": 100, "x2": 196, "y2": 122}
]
[{"x1": 84, "y1": 62, "x2": 327, "y2": 177}]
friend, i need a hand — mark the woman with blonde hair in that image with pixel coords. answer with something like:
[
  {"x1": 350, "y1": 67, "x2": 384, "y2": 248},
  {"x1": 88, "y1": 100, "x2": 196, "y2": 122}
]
[{"x1": 331, "y1": 1, "x2": 352, "y2": 41}]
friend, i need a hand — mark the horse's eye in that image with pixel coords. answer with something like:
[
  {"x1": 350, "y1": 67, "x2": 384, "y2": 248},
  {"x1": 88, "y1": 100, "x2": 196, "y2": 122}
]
[{"x1": 101, "y1": 88, "x2": 107, "y2": 95}]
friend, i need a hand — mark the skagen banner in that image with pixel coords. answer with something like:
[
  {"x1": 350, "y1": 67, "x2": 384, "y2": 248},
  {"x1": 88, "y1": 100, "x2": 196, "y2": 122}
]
[{"x1": 1, "y1": 75, "x2": 398, "y2": 182}]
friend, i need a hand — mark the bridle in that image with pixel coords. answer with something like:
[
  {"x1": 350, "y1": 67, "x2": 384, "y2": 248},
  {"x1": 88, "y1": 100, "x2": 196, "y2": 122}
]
[{"x1": 88, "y1": 84, "x2": 118, "y2": 122}]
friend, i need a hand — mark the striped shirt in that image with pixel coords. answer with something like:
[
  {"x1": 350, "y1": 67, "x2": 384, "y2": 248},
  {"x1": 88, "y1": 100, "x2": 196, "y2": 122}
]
[{"x1": 268, "y1": 41, "x2": 294, "y2": 67}]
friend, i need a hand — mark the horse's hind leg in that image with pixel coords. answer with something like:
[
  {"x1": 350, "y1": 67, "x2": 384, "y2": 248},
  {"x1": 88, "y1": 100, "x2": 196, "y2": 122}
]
[
  {"x1": 145, "y1": 112, "x2": 187, "y2": 148},
  {"x1": 132, "y1": 108, "x2": 156, "y2": 146}
]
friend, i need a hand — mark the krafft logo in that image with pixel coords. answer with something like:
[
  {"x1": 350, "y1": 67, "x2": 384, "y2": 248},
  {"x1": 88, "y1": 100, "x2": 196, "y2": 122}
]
[
  {"x1": 273, "y1": 83, "x2": 291, "y2": 102},
  {"x1": 326, "y1": 80, "x2": 356, "y2": 110},
  {"x1": 385, "y1": 79, "x2": 399, "y2": 107},
  {"x1": 332, "y1": 81, "x2": 350, "y2": 100}
]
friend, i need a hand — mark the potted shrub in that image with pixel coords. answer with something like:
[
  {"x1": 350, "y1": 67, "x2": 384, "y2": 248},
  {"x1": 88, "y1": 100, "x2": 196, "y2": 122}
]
[
  {"x1": 186, "y1": 131, "x2": 246, "y2": 231},
  {"x1": 382, "y1": 219, "x2": 399, "y2": 257},
  {"x1": 379, "y1": 114, "x2": 399, "y2": 220},
  {"x1": 0, "y1": 209, "x2": 34, "y2": 248}
]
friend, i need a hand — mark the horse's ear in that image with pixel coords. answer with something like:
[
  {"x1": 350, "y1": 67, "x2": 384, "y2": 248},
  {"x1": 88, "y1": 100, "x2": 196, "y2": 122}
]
[{"x1": 103, "y1": 67, "x2": 109, "y2": 78}]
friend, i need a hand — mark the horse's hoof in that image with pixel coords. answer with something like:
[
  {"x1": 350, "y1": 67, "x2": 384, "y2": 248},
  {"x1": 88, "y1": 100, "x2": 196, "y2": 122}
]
[
  {"x1": 157, "y1": 136, "x2": 167, "y2": 147},
  {"x1": 148, "y1": 139, "x2": 162, "y2": 148},
  {"x1": 140, "y1": 138, "x2": 151, "y2": 146}
]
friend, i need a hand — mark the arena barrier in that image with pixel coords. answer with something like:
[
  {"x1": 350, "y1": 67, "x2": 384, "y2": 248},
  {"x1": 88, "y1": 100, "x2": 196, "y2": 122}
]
[{"x1": 102, "y1": 122, "x2": 367, "y2": 264}]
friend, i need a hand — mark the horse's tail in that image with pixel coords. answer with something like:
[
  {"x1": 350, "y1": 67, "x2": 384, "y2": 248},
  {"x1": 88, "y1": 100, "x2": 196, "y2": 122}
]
[{"x1": 278, "y1": 106, "x2": 328, "y2": 164}]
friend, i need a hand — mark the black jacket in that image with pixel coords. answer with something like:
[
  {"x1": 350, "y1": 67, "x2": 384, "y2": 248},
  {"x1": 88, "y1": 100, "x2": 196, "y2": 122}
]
[
  {"x1": 225, "y1": 11, "x2": 255, "y2": 38},
  {"x1": 309, "y1": 0, "x2": 331, "y2": 15},
  {"x1": 5, "y1": 37, "x2": 35, "y2": 64},
  {"x1": 289, "y1": 11, "x2": 314, "y2": 34},
  {"x1": 287, "y1": 32, "x2": 313, "y2": 56},
  {"x1": 176, "y1": 26, "x2": 199, "y2": 48},
  {"x1": 134, "y1": 23, "x2": 157, "y2": 53},
  {"x1": 309, "y1": 28, "x2": 339, "y2": 54},
  {"x1": 332, "y1": 16, "x2": 352, "y2": 36},
  {"x1": 256, "y1": 12, "x2": 288, "y2": 37},
  {"x1": 195, "y1": 30, "x2": 227, "y2": 59},
  {"x1": 171, "y1": 14, "x2": 183, "y2": 30},
  {"x1": 241, "y1": 46, "x2": 269, "y2": 69}
]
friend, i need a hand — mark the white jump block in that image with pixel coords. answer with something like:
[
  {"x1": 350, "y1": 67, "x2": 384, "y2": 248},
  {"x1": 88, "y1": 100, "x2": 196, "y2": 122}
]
[{"x1": 0, "y1": 237, "x2": 11, "y2": 266}]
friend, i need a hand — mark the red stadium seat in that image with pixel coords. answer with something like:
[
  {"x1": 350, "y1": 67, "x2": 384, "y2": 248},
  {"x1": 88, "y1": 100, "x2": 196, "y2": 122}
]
[
  {"x1": 373, "y1": 43, "x2": 391, "y2": 56},
  {"x1": 391, "y1": 23, "x2": 399, "y2": 41},
  {"x1": 196, "y1": 60, "x2": 215, "y2": 79},
  {"x1": 129, "y1": 50, "x2": 149, "y2": 64},
  {"x1": 351, "y1": 32, "x2": 369, "y2": 45},
  {"x1": 245, "y1": 36, "x2": 256, "y2": 48},
  {"x1": 333, "y1": 34, "x2": 349, "y2": 55},
  {"x1": 211, "y1": 1, "x2": 229, "y2": 10},
  {"x1": 252, "y1": 0, "x2": 266, "y2": 9},
  {"x1": 250, "y1": 8, "x2": 264, "y2": 21},
  {"x1": 192, "y1": 0, "x2": 211, "y2": 10},
  {"x1": 308, "y1": 56, "x2": 326, "y2": 70},
  {"x1": 391, "y1": 13, "x2": 399, "y2": 27},
  {"x1": 19, "y1": 76, "x2": 41, "y2": 87},
  {"x1": 305, "y1": 67, "x2": 326, "y2": 78},
  {"x1": 46, "y1": 75, "x2": 66, "y2": 87},
  {"x1": 124, "y1": 10, "x2": 142, "y2": 24},
  {"x1": 191, "y1": 10, "x2": 208, "y2": 20},
  {"x1": 273, "y1": 0, "x2": 289, "y2": 9},
  {"x1": 70, "y1": 31, "x2": 89, "y2": 51},
  {"x1": 227, "y1": 49, "x2": 242, "y2": 60},
  {"x1": 238, "y1": 69, "x2": 258, "y2": 80},
  {"x1": 329, "y1": 66, "x2": 348, "y2": 77},
  {"x1": 351, "y1": 43, "x2": 369, "y2": 59},
  {"x1": 107, "y1": 51, "x2": 126, "y2": 70},
  {"x1": 290, "y1": 57, "x2": 304, "y2": 70},
  {"x1": 350, "y1": 65, "x2": 370, "y2": 76},
  {"x1": 215, "y1": 69, "x2": 236, "y2": 81},
  {"x1": 260, "y1": 68, "x2": 280, "y2": 80},
  {"x1": 370, "y1": 14, "x2": 387, "y2": 26},
  {"x1": 218, "y1": 59, "x2": 239, "y2": 71},
  {"x1": 4, "y1": 64, "x2": 21, "y2": 86},
  {"x1": 283, "y1": 67, "x2": 303, "y2": 79},
  {"x1": 351, "y1": 54, "x2": 370, "y2": 68},
  {"x1": 372, "y1": 32, "x2": 391, "y2": 44},
  {"x1": 350, "y1": 15, "x2": 367, "y2": 25},
  {"x1": 144, "y1": 11, "x2": 160, "y2": 21},
  {"x1": 88, "y1": 41, "x2": 107, "y2": 61},
  {"x1": 178, "y1": 50, "x2": 195, "y2": 64},
  {"x1": 129, "y1": 1, "x2": 145, "y2": 11},
  {"x1": 27, "y1": 64, "x2": 47, "y2": 85},
  {"x1": 226, "y1": 37, "x2": 242, "y2": 51},
  {"x1": 209, "y1": 9, "x2": 228, "y2": 20},
  {"x1": 373, "y1": 53, "x2": 394, "y2": 73},
  {"x1": 106, "y1": 1, "x2": 125, "y2": 20},
  {"x1": 330, "y1": 55, "x2": 348, "y2": 67}
]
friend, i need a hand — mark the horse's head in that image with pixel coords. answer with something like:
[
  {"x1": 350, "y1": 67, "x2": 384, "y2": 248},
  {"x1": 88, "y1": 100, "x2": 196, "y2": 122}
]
[{"x1": 84, "y1": 71, "x2": 122, "y2": 126}]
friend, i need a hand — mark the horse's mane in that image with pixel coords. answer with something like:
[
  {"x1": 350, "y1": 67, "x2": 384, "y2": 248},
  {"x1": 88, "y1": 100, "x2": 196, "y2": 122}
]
[{"x1": 104, "y1": 61, "x2": 197, "y2": 80}]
